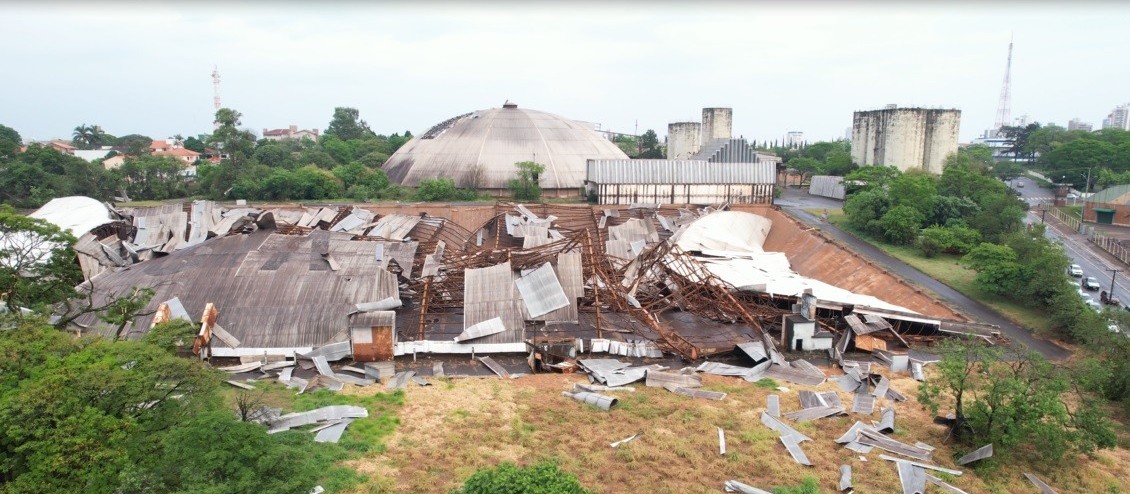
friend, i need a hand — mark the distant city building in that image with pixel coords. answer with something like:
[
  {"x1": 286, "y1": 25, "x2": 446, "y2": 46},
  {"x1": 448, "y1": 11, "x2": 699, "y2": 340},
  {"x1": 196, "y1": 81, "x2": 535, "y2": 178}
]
[
  {"x1": 850, "y1": 106, "x2": 961, "y2": 174},
  {"x1": 785, "y1": 131, "x2": 804, "y2": 148},
  {"x1": 667, "y1": 107, "x2": 733, "y2": 159},
  {"x1": 262, "y1": 125, "x2": 320, "y2": 142},
  {"x1": 1102, "y1": 104, "x2": 1130, "y2": 131},
  {"x1": 1068, "y1": 118, "x2": 1093, "y2": 132}
]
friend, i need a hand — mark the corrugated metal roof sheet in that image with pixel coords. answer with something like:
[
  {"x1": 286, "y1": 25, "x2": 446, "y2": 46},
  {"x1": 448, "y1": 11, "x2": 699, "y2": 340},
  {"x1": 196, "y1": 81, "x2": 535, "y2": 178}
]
[
  {"x1": 514, "y1": 263, "x2": 570, "y2": 318},
  {"x1": 463, "y1": 262, "x2": 525, "y2": 344},
  {"x1": 587, "y1": 159, "x2": 776, "y2": 184}
]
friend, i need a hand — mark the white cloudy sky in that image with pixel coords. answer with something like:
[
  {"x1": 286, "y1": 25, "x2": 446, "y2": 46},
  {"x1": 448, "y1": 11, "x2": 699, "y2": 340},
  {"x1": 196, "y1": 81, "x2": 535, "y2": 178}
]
[{"x1": 3, "y1": 2, "x2": 1128, "y2": 144}]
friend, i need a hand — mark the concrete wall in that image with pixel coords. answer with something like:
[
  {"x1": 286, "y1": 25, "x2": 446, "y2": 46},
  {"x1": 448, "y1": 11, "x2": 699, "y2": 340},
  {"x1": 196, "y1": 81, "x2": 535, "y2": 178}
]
[
  {"x1": 701, "y1": 108, "x2": 732, "y2": 142},
  {"x1": 851, "y1": 108, "x2": 960, "y2": 174},
  {"x1": 667, "y1": 122, "x2": 702, "y2": 159}
]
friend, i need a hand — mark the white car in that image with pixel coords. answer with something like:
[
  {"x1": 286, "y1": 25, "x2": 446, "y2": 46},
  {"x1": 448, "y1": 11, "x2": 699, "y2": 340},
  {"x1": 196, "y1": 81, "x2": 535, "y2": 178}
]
[
  {"x1": 1108, "y1": 322, "x2": 1121, "y2": 334},
  {"x1": 1066, "y1": 193, "x2": 1078, "y2": 200},
  {"x1": 1083, "y1": 277, "x2": 1102, "y2": 290},
  {"x1": 1068, "y1": 264, "x2": 1084, "y2": 277}
]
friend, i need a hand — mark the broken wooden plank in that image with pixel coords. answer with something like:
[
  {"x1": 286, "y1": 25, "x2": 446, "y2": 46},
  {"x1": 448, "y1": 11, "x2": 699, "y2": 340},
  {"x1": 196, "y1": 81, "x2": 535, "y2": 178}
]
[
  {"x1": 477, "y1": 356, "x2": 510, "y2": 378},
  {"x1": 210, "y1": 323, "x2": 241, "y2": 348},
  {"x1": 896, "y1": 460, "x2": 927, "y2": 494},
  {"x1": 858, "y1": 430, "x2": 933, "y2": 461},
  {"x1": 956, "y1": 444, "x2": 993, "y2": 465},
  {"x1": 851, "y1": 392, "x2": 875, "y2": 414},
  {"x1": 225, "y1": 380, "x2": 255, "y2": 390},
  {"x1": 1023, "y1": 473, "x2": 1059, "y2": 494},
  {"x1": 926, "y1": 475, "x2": 971, "y2": 494},
  {"x1": 780, "y1": 434, "x2": 813, "y2": 466},
  {"x1": 878, "y1": 454, "x2": 963, "y2": 476},
  {"x1": 766, "y1": 394, "x2": 780, "y2": 417},
  {"x1": 783, "y1": 406, "x2": 845, "y2": 422},
  {"x1": 760, "y1": 411, "x2": 812, "y2": 442},
  {"x1": 645, "y1": 370, "x2": 702, "y2": 388},
  {"x1": 839, "y1": 465, "x2": 852, "y2": 492},
  {"x1": 718, "y1": 427, "x2": 726, "y2": 455},
  {"x1": 668, "y1": 386, "x2": 726, "y2": 400}
]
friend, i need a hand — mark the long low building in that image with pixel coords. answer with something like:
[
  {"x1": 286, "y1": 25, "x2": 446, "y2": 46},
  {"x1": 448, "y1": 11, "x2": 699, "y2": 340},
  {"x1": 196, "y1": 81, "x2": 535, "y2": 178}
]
[{"x1": 585, "y1": 159, "x2": 776, "y2": 205}]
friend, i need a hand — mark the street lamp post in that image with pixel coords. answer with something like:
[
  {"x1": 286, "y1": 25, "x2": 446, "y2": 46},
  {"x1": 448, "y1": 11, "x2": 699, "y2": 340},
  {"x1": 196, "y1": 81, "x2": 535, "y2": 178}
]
[{"x1": 1108, "y1": 268, "x2": 1122, "y2": 305}]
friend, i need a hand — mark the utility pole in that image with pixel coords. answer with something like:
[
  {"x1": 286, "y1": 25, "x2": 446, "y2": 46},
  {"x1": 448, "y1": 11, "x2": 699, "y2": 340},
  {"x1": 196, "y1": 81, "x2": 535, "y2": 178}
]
[{"x1": 1108, "y1": 268, "x2": 1122, "y2": 304}]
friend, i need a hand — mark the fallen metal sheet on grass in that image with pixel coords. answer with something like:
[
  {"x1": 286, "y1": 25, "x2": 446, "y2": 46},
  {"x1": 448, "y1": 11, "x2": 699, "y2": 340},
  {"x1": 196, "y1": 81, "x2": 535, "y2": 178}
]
[
  {"x1": 386, "y1": 371, "x2": 416, "y2": 390},
  {"x1": 873, "y1": 375, "x2": 890, "y2": 398},
  {"x1": 262, "y1": 361, "x2": 296, "y2": 372},
  {"x1": 340, "y1": 365, "x2": 367, "y2": 375},
  {"x1": 574, "y1": 383, "x2": 635, "y2": 393},
  {"x1": 790, "y1": 359, "x2": 824, "y2": 380},
  {"x1": 718, "y1": 427, "x2": 726, "y2": 455},
  {"x1": 798, "y1": 390, "x2": 826, "y2": 409},
  {"x1": 875, "y1": 407, "x2": 895, "y2": 433},
  {"x1": 432, "y1": 361, "x2": 444, "y2": 377},
  {"x1": 218, "y1": 362, "x2": 263, "y2": 373},
  {"x1": 723, "y1": 480, "x2": 773, "y2": 494},
  {"x1": 610, "y1": 432, "x2": 642, "y2": 448},
  {"x1": 896, "y1": 460, "x2": 927, "y2": 494},
  {"x1": 313, "y1": 418, "x2": 354, "y2": 443},
  {"x1": 765, "y1": 363, "x2": 824, "y2": 386},
  {"x1": 300, "y1": 341, "x2": 351, "y2": 362},
  {"x1": 760, "y1": 412, "x2": 812, "y2": 442},
  {"x1": 851, "y1": 393, "x2": 875, "y2": 414},
  {"x1": 843, "y1": 441, "x2": 874, "y2": 454},
  {"x1": 835, "y1": 421, "x2": 875, "y2": 444},
  {"x1": 313, "y1": 375, "x2": 344, "y2": 392},
  {"x1": 858, "y1": 430, "x2": 933, "y2": 461},
  {"x1": 886, "y1": 386, "x2": 908, "y2": 402},
  {"x1": 279, "y1": 367, "x2": 294, "y2": 382},
  {"x1": 562, "y1": 391, "x2": 618, "y2": 411},
  {"x1": 284, "y1": 376, "x2": 309, "y2": 393},
  {"x1": 1023, "y1": 473, "x2": 1059, "y2": 494},
  {"x1": 478, "y1": 356, "x2": 511, "y2": 378},
  {"x1": 268, "y1": 405, "x2": 368, "y2": 433},
  {"x1": 926, "y1": 475, "x2": 971, "y2": 494},
  {"x1": 819, "y1": 391, "x2": 842, "y2": 408},
  {"x1": 911, "y1": 361, "x2": 925, "y2": 382},
  {"x1": 767, "y1": 394, "x2": 780, "y2": 417},
  {"x1": 783, "y1": 405, "x2": 845, "y2": 422},
  {"x1": 913, "y1": 441, "x2": 936, "y2": 452},
  {"x1": 697, "y1": 361, "x2": 756, "y2": 377},
  {"x1": 839, "y1": 465, "x2": 852, "y2": 492},
  {"x1": 225, "y1": 380, "x2": 255, "y2": 390},
  {"x1": 878, "y1": 455, "x2": 962, "y2": 476},
  {"x1": 780, "y1": 434, "x2": 813, "y2": 466},
  {"x1": 667, "y1": 385, "x2": 726, "y2": 400},
  {"x1": 645, "y1": 370, "x2": 702, "y2": 389},
  {"x1": 412, "y1": 376, "x2": 431, "y2": 387},
  {"x1": 956, "y1": 444, "x2": 993, "y2": 465},
  {"x1": 333, "y1": 373, "x2": 376, "y2": 387},
  {"x1": 838, "y1": 369, "x2": 865, "y2": 393}
]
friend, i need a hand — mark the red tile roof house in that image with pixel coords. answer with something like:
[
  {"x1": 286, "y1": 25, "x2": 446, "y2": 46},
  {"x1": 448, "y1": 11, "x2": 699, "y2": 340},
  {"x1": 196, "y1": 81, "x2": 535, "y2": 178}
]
[{"x1": 262, "y1": 125, "x2": 320, "y2": 142}]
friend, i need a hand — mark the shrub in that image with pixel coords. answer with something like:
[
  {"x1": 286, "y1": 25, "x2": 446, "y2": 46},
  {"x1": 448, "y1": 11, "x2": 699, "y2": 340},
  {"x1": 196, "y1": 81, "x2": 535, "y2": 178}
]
[{"x1": 452, "y1": 461, "x2": 590, "y2": 494}]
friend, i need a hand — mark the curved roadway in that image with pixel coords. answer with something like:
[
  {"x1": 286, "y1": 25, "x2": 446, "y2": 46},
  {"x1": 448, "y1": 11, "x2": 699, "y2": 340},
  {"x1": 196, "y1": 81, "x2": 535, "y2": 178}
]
[{"x1": 776, "y1": 188, "x2": 1070, "y2": 360}]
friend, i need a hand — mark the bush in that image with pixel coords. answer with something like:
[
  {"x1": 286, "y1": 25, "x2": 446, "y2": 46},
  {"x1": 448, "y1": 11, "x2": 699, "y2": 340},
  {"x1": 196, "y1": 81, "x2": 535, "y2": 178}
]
[
  {"x1": 415, "y1": 178, "x2": 477, "y2": 202},
  {"x1": 452, "y1": 461, "x2": 590, "y2": 494},
  {"x1": 879, "y1": 205, "x2": 925, "y2": 245},
  {"x1": 918, "y1": 225, "x2": 981, "y2": 257},
  {"x1": 773, "y1": 476, "x2": 820, "y2": 494}
]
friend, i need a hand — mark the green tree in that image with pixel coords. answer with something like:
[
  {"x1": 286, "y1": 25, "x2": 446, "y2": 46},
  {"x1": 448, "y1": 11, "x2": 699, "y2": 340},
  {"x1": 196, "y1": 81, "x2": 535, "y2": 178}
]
[
  {"x1": 961, "y1": 242, "x2": 1022, "y2": 295},
  {"x1": 0, "y1": 207, "x2": 83, "y2": 315},
  {"x1": 0, "y1": 124, "x2": 21, "y2": 157},
  {"x1": 878, "y1": 205, "x2": 924, "y2": 244},
  {"x1": 115, "y1": 134, "x2": 154, "y2": 157},
  {"x1": 1046, "y1": 138, "x2": 1116, "y2": 189},
  {"x1": 822, "y1": 150, "x2": 855, "y2": 176},
  {"x1": 842, "y1": 189, "x2": 890, "y2": 236},
  {"x1": 453, "y1": 461, "x2": 591, "y2": 494},
  {"x1": 638, "y1": 130, "x2": 664, "y2": 159},
  {"x1": 110, "y1": 156, "x2": 191, "y2": 200},
  {"x1": 324, "y1": 107, "x2": 375, "y2": 141},
  {"x1": 507, "y1": 161, "x2": 545, "y2": 201},
  {"x1": 845, "y1": 165, "x2": 901, "y2": 193},
  {"x1": 183, "y1": 136, "x2": 206, "y2": 153},
  {"x1": 788, "y1": 157, "x2": 822, "y2": 183},
  {"x1": 253, "y1": 143, "x2": 296, "y2": 169}
]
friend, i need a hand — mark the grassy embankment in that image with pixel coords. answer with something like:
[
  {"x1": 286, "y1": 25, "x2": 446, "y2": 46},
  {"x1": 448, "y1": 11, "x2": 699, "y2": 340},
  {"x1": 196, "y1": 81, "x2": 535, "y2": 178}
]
[{"x1": 819, "y1": 209, "x2": 1053, "y2": 334}]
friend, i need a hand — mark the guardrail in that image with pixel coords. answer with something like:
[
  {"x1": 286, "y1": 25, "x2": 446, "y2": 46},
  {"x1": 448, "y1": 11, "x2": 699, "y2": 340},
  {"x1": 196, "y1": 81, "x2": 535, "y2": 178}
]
[{"x1": 1090, "y1": 231, "x2": 1130, "y2": 267}]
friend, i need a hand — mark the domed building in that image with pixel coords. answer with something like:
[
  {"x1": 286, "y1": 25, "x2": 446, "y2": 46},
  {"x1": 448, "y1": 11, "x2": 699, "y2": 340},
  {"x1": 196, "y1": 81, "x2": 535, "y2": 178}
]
[{"x1": 382, "y1": 101, "x2": 629, "y2": 197}]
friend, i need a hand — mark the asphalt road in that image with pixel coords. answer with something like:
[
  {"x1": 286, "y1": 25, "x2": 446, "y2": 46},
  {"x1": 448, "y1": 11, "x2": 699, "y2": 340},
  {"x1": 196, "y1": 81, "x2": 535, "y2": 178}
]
[{"x1": 776, "y1": 187, "x2": 1071, "y2": 360}]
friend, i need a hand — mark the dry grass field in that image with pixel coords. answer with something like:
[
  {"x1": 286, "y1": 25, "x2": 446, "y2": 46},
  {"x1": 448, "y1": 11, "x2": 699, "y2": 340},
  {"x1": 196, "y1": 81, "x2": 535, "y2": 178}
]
[{"x1": 335, "y1": 366, "x2": 1130, "y2": 494}]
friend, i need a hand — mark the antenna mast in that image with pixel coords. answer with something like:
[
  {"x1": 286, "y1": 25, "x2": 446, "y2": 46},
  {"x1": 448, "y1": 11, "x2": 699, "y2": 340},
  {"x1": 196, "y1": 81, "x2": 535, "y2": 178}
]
[
  {"x1": 993, "y1": 35, "x2": 1013, "y2": 135},
  {"x1": 212, "y1": 65, "x2": 222, "y2": 129}
]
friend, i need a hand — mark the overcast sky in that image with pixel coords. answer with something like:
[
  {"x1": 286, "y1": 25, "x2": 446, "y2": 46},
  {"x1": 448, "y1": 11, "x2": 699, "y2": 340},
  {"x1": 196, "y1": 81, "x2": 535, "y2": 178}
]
[{"x1": 4, "y1": 2, "x2": 1129, "y2": 144}]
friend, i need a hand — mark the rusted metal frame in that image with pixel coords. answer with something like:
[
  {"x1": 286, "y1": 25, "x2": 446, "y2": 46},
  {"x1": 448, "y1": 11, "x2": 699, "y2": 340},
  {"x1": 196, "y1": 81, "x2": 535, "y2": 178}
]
[{"x1": 417, "y1": 277, "x2": 431, "y2": 340}]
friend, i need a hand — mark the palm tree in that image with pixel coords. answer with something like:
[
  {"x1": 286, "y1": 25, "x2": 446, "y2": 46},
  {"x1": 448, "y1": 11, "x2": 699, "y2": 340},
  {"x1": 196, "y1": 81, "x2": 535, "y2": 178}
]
[{"x1": 72, "y1": 124, "x2": 92, "y2": 149}]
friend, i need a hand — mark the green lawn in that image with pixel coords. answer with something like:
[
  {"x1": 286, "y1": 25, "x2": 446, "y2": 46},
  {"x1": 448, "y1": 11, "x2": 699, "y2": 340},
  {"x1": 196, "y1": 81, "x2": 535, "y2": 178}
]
[{"x1": 819, "y1": 209, "x2": 1054, "y2": 334}]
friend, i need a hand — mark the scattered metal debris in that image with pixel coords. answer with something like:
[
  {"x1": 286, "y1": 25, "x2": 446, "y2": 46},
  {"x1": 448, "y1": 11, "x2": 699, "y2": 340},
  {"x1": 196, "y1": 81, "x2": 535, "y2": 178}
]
[
  {"x1": 783, "y1": 406, "x2": 845, "y2": 422},
  {"x1": 878, "y1": 455, "x2": 962, "y2": 476},
  {"x1": 365, "y1": 361, "x2": 395, "y2": 381},
  {"x1": 856, "y1": 430, "x2": 933, "y2": 461},
  {"x1": 574, "y1": 383, "x2": 635, "y2": 393},
  {"x1": 666, "y1": 386, "x2": 726, "y2": 400},
  {"x1": 926, "y1": 475, "x2": 970, "y2": 494},
  {"x1": 723, "y1": 480, "x2": 773, "y2": 494},
  {"x1": 896, "y1": 460, "x2": 927, "y2": 494},
  {"x1": 411, "y1": 376, "x2": 431, "y2": 387},
  {"x1": 913, "y1": 441, "x2": 935, "y2": 452},
  {"x1": 851, "y1": 393, "x2": 875, "y2": 414},
  {"x1": 645, "y1": 370, "x2": 701, "y2": 389},
  {"x1": 766, "y1": 394, "x2": 780, "y2": 417},
  {"x1": 839, "y1": 464, "x2": 853, "y2": 493},
  {"x1": 610, "y1": 431, "x2": 642, "y2": 448},
  {"x1": 314, "y1": 418, "x2": 353, "y2": 443},
  {"x1": 1023, "y1": 473, "x2": 1060, "y2": 494},
  {"x1": 432, "y1": 361, "x2": 444, "y2": 377},
  {"x1": 225, "y1": 380, "x2": 255, "y2": 390},
  {"x1": 217, "y1": 362, "x2": 262, "y2": 373},
  {"x1": 478, "y1": 356, "x2": 511, "y2": 378},
  {"x1": 268, "y1": 405, "x2": 368, "y2": 434},
  {"x1": 956, "y1": 444, "x2": 993, "y2": 465},
  {"x1": 875, "y1": 407, "x2": 895, "y2": 433},
  {"x1": 386, "y1": 371, "x2": 416, "y2": 390},
  {"x1": 718, "y1": 427, "x2": 727, "y2": 455},
  {"x1": 780, "y1": 434, "x2": 813, "y2": 466},
  {"x1": 562, "y1": 391, "x2": 618, "y2": 411}
]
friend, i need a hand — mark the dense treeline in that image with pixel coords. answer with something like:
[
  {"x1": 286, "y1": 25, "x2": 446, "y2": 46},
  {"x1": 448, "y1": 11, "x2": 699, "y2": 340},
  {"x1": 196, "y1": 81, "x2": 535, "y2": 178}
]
[
  {"x1": 767, "y1": 140, "x2": 856, "y2": 181},
  {"x1": 1006, "y1": 123, "x2": 1130, "y2": 189},
  {"x1": 841, "y1": 146, "x2": 1130, "y2": 412}
]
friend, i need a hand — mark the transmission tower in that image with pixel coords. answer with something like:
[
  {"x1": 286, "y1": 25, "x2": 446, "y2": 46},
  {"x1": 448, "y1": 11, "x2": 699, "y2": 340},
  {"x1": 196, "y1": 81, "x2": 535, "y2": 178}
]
[
  {"x1": 211, "y1": 65, "x2": 221, "y2": 129},
  {"x1": 993, "y1": 36, "x2": 1013, "y2": 135}
]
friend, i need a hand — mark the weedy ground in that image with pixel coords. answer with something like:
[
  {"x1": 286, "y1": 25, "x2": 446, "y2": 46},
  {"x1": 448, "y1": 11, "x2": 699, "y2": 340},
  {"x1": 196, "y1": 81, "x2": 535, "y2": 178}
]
[{"x1": 323, "y1": 367, "x2": 1130, "y2": 494}]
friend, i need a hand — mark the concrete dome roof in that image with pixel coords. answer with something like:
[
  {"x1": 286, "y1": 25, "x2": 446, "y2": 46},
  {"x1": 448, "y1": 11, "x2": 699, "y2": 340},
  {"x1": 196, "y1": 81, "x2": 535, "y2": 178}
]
[{"x1": 383, "y1": 102, "x2": 629, "y2": 191}]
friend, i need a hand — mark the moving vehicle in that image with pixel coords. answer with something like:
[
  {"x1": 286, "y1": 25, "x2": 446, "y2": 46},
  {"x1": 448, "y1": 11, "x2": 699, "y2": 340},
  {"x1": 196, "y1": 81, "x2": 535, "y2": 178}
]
[
  {"x1": 1084, "y1": 277, "x2": 1102, "y2": 290},
  {"x1": 1069, "y1": 264, "x2": 1084, "y2": 277}
]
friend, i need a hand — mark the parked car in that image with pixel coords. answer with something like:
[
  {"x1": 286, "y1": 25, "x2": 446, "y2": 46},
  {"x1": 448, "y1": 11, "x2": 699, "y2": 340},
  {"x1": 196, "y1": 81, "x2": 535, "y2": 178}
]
[
  {"x1": 1068, "y1": 264, "x2": 1084, "y2": 277},
  {"x1": 1083, "y1": 276, "x2": 1102, "y2": 290},
  {"x1": 1017, "y1": 182, "x2": 1024, "y2": 188},
  {"x1": 1087, "y1": 299, "x2": 1103, "y2": 312},
  {"x1": 1066, "y1": 193, "x2": 1078, "y2": 200}
]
